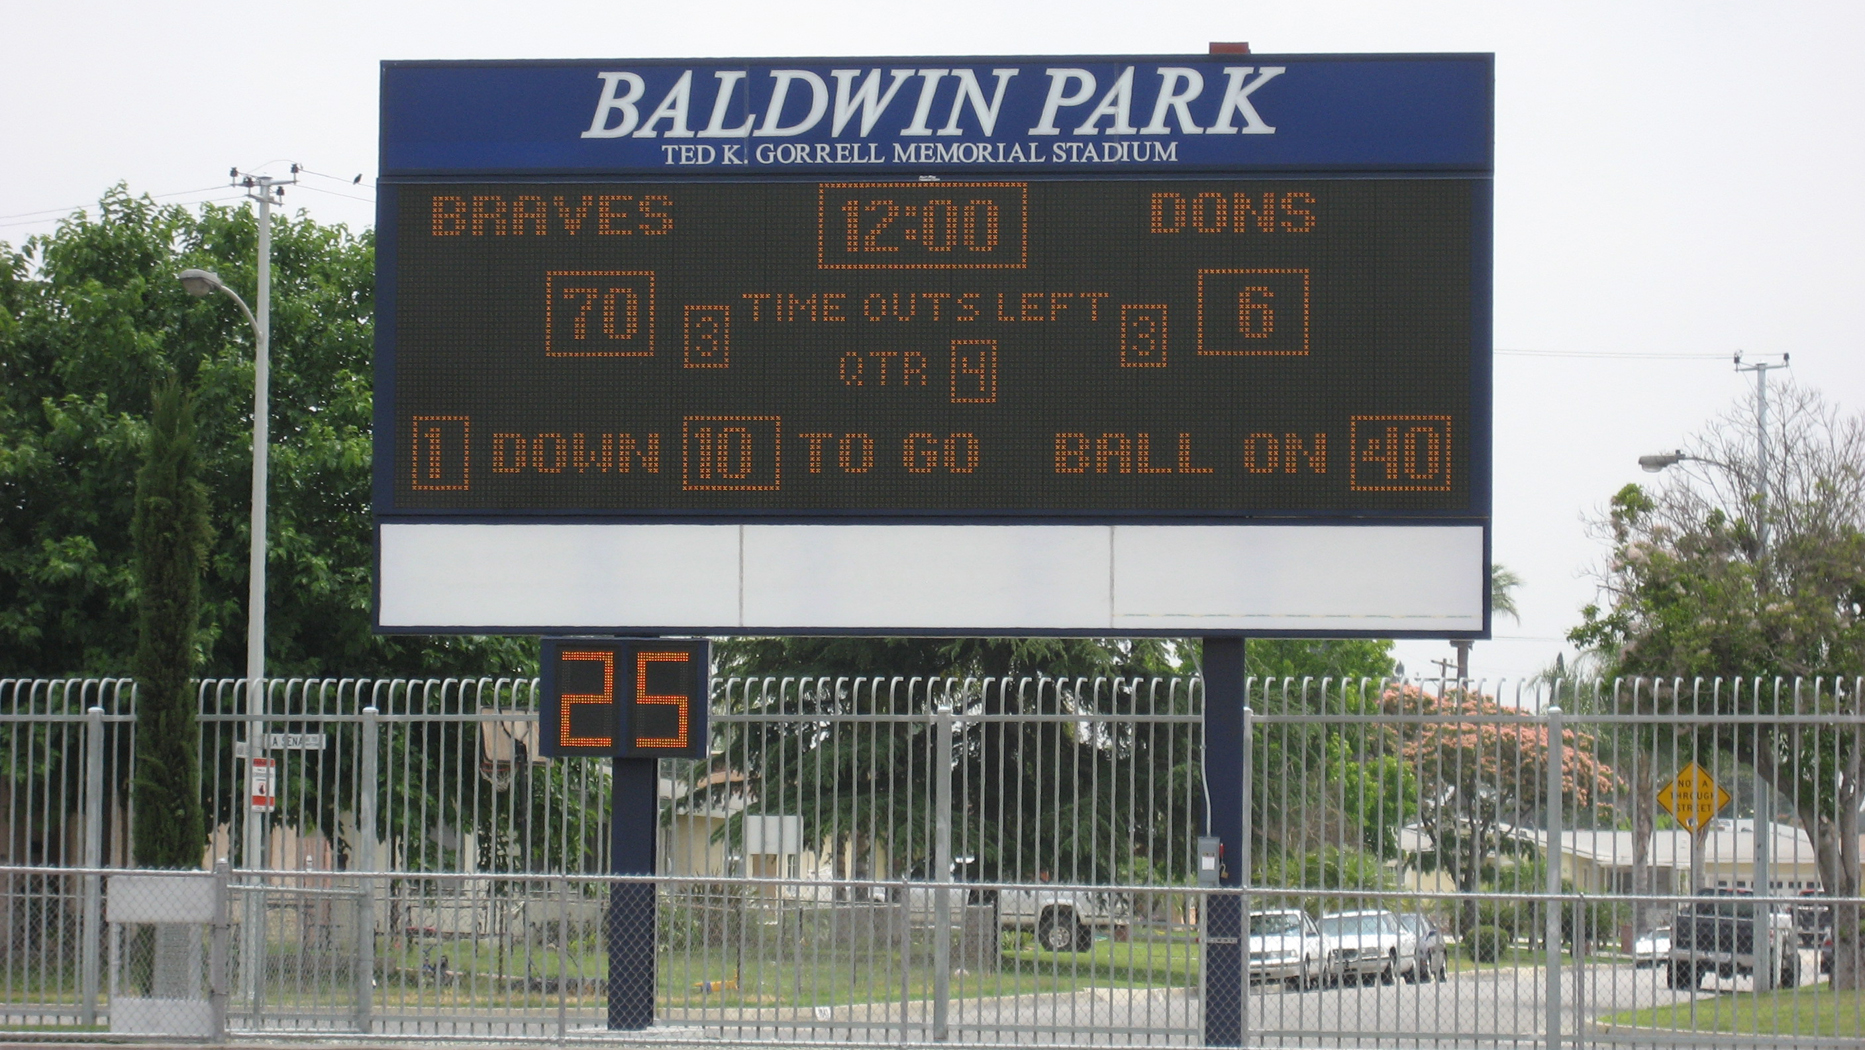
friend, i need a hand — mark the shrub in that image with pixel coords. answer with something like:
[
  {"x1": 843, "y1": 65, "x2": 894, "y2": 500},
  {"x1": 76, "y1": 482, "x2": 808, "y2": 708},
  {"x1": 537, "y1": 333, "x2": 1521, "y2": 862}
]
[
  {"x1": 1475, "y1": 897, "x2": 1524, "y2": 938},
  {"x1": 1467, "y1": 925, "x2": 1509, "y2": 962}
]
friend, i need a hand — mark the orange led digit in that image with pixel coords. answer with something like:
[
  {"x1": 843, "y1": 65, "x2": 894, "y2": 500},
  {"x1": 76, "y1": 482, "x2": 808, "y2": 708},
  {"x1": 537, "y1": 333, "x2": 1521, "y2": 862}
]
[
  {"x1": 632, "y1": 651, "x2": 692, "y2": 749},
  {"x1": 545, "y1": 271, "x2": 656, "y2": 357},
  {"x1": 558, "y1": 650, "x2": 615, "y2": 750}
]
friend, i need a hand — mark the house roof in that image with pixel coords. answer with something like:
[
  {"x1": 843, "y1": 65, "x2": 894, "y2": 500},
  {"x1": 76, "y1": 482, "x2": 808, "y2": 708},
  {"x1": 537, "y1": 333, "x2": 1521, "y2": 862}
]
[{"x1": 1557, "y1": 820, "x2": 1856, "y2": 869}]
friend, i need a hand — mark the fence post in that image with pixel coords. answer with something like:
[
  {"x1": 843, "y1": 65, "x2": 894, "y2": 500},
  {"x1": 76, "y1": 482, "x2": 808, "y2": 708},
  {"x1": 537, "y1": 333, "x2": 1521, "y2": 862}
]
[
  {"x1": 557, "y1": 876, "x2": 569, "y2": 1042},
  {"x1": 81, "y1": 704, "x2": 105, "y2": 1026},
  {"x1": 932, "y1": 701, "x2": 953, "y2": 1042},
  {"x1": 210, "y1": 860, "x2": 230, "y2": 1042},
  {"x1": 898, "y1": 873, "x2": 911, "y2": 1044},
  {"x1": 1545, "y1": 705, "x2": 1564, "y2": 1050},
  {"x1": 356, "y1": 705, "x2": 379, "y2": 1032}
]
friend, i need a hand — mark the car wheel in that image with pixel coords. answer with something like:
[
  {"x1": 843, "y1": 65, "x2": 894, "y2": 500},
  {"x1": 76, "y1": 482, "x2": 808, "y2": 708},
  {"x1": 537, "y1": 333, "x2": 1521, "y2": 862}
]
[{"x1": 1037, "y1": 911, "x2": 1077, "y2": 952}]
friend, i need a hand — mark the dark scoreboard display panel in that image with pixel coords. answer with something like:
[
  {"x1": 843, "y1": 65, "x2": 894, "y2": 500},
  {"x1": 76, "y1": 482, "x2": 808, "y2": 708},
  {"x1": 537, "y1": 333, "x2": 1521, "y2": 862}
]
[
  {"x1": 538, "y1": 638, "x2": 710, "y2": 759},
  {"x1": 392, "y1": 177, "x2": 1477, "y2": 519}
]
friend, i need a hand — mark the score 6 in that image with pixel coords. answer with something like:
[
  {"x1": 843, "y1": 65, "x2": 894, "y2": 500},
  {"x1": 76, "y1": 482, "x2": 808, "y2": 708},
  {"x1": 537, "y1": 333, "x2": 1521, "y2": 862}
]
[{"x1": 539, "y1": 638, "x2": 710, "y2": 759}]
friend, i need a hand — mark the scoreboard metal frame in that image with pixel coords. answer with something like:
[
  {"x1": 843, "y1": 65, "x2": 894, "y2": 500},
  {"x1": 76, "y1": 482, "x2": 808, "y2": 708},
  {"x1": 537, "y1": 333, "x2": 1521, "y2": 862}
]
[{"x1": 374, "y1": 53, "x2": 1494, "y2": 639}]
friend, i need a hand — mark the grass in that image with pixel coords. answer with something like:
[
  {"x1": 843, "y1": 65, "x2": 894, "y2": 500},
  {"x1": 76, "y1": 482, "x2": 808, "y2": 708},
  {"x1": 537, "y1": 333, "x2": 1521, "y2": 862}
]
[
  {"x1": 1446, "y1": 945, "x2": 1589, "y2": 974},
  {"x1": 0, "y1": 928, "x2": 1200, "y2": 1016},
  {"x1": 1603, "y1": 986, "x2": 1865, "y2": 1038},
  {"x1": 659, "y1": 932, "x2": 1197, "y2": 1010}
]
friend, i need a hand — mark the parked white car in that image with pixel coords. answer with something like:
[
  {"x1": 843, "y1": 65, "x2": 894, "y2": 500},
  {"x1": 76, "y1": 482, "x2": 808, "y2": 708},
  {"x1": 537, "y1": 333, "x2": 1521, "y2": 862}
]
[
  {"x1": 1631, "y1": 926, "x2": 1671, "y2": 967},
  {"x1": 1318, "y1": 909, "x2": 1418, "y2": 984},
  {"x1": 1248, "y1": 909, "x2": 1331, "y2": 989}
]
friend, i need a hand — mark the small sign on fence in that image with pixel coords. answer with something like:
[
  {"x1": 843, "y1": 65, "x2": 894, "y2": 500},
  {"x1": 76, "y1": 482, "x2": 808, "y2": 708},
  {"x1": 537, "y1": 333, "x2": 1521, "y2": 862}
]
[
  {"x1": 232, "y1": 733, "x2": 327, "y2": 758},
  {"x1": 1656, "y1": 761, "x2": 1730, "y2": 833},
  {"x1": 249, "y1": 757, "x2": 277, "y2": 813}
]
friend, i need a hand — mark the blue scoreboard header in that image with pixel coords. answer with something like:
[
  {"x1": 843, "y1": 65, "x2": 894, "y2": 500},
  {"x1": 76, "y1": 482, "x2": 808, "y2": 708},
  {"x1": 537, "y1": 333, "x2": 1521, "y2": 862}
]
[{"x1": 380, "y1": 54, "x2": 1492, "y2": 177}]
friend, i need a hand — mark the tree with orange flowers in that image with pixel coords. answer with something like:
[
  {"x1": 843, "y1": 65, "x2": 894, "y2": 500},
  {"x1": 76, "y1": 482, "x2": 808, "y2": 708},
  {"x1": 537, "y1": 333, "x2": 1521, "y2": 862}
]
[{"x1": 1377, "y1": 684, "x2": 1621, "y2": 933}]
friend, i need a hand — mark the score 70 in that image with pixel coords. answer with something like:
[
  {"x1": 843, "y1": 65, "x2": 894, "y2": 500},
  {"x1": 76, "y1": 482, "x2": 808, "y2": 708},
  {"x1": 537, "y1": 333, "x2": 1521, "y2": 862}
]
[{"x1": 538, "y1": 639, "x2": 710, "y2": 759}]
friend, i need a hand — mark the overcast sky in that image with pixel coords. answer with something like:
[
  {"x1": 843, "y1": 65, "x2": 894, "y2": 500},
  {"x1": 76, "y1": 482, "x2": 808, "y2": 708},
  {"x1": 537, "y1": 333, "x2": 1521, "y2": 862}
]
[{"x1": 5, "y1": 0, "x2": 1862, "y2": 683}]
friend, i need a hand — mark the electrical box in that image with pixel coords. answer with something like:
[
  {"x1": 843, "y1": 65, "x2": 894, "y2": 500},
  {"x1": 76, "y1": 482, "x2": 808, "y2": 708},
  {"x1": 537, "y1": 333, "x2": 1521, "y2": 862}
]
[{"x1": 1196, "y1": 836, "x2": 1222, "y2": 887}]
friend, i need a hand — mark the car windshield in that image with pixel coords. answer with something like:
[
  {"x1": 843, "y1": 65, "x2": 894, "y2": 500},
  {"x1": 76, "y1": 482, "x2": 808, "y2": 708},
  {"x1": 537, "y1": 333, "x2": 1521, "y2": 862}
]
[
  {"x1": 1250, "y1": 913, "x2": 1304, "y2": 936},
  {"x1": 1320, "y1": 914, "x2": 1389, "y2": 936}
]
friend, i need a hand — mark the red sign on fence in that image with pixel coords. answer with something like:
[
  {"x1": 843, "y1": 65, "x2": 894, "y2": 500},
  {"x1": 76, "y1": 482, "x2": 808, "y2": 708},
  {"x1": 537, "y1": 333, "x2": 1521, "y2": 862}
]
[{"x1": 249, "y1": 757, "x2": 277, "y2": 813}]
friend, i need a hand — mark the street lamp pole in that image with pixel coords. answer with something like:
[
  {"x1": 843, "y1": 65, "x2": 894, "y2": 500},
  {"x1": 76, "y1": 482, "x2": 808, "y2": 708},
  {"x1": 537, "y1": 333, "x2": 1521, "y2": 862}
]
[
  {"x1": 246, "y1": 174, "x2": 273, "y2": 795},
  {"x1": 1640, "y1": 350, "x2": 1789, "y2": 986},
  {"x1": 178, "y1": 167, "x2": 292, "y2": 1007},
  {"x1": 180, "y1": 170, "x2": 292, "y2": 874},
  {"x1": 1733, "y1": 350, "x2": 1787, "y2": 987}
]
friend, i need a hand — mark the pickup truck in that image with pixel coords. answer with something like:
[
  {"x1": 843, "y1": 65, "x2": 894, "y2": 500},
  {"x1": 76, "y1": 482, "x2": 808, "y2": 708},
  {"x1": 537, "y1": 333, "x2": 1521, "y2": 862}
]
[
  {"x1": 997, "y1": 887, "x2": 1131, "y2": 952},
  {"x1": 1666, "y1": 891, "x2": 1801, "y2": 989},
  {"x1": 899, "y1": 883, "x2": 1130, "y2": 952}
]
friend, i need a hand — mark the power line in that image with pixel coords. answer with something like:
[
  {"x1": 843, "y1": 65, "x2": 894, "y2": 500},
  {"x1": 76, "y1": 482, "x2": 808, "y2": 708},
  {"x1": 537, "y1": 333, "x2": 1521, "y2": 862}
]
[
  {"x1": 0, "y1": 193, "x2": 249, "y2": 230},
  {"x1": 0, "y1": 185, "x2": 233, "y2": 223},
  {"x1": 1496, "y1": 349, "x2": 1732, "y2": 360},
  {"x1": 291, "y1": 164, "x2": 367, "y2": 187},
  {"x1": 293, "y1": 183, "x2": 375, "y2": 205}
]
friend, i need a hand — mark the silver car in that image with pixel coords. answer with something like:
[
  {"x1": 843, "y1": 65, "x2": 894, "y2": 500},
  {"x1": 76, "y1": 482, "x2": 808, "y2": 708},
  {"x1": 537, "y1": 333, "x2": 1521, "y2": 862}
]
[
  {"x1": 1319, "y1": 909, "x2": 1418, "y2": 985},
  {"x1": 1247, "y1": 910, "x2": 1330, "y2": 989}
]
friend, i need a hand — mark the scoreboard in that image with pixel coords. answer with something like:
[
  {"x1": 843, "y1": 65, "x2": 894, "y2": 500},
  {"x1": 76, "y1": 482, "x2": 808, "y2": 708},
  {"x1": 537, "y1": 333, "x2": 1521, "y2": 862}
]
[
  {"x1": 374, "y1": 55, "x2": 1493, "y2": 637},
  {"x1": 538, "y1": 638, "x2": 709, "y2": 759},
  {"x1": 393, "y1": 178, "x2": 1470, "y2": 515}
]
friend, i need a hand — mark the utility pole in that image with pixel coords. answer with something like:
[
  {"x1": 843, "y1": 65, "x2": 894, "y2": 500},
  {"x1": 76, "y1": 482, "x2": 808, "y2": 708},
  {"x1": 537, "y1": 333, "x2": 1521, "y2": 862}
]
[
  {"x1": 1734, "y1": 350, "x2": 1787, "y2": 989},
  {"x1": 181, "y1": 165, "x2": 295, "y2": 1008}
]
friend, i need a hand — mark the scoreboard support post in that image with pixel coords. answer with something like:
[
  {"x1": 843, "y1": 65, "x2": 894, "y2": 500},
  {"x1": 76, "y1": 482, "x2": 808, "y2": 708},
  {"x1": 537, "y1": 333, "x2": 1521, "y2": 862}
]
[
  {"x1": 536, "y1": 637, "x2": 710, "y2": 1032},
  {"x1": 1201, "y1": 636, "x2": 1246, "y2": 1047},
  {"x1": 608, "y1": 758, "x2": 658, "y2": 1030}
]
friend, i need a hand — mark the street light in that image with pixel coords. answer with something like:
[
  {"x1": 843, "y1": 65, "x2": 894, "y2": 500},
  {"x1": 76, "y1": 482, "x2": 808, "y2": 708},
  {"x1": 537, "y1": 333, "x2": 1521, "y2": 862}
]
[
  {"x1": 178, "y1": 166, "x2": 291, "y2": 1004},
  {"x1": 178, "y1": 263, "x2": 268, "y2": 838},
  {"x1": 1637, "y1": 451, "x2": 1687, "y2": 473},
  {"x1": 1635, "y1": 350, "x2": 1789, "y2": 985}
]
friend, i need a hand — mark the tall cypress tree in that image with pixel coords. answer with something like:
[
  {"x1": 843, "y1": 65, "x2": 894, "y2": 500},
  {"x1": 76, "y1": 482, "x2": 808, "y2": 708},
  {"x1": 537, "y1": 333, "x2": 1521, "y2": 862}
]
[{"x1": 130, "y1": 379, "x2": 212, "y2": 868}]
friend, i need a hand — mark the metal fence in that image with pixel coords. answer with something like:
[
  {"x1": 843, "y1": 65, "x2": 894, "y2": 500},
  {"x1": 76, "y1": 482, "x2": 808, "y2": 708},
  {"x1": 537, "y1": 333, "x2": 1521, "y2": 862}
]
[{"x1": 2, "y1": 674, "x2": 1861, "y2": 1047}]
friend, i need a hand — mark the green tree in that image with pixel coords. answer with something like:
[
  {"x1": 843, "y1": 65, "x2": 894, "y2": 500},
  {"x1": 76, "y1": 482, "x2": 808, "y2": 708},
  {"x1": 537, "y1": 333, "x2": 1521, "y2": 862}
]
[
  {"x1": 129, "y1": 379, "x2": 212, "y2": 867},
  {"x1": 1380, "y1": 683, "x2": 1620, "y2": 933},
  {"x1": 0, "y1": 186, "x2": 528, "y2": 679},
  {"x1": 1244, "y1": 638, "x2": 1395, "y2": 681},
  {"x1": 1570, "y1": 383, "x2": 1865, "y2": 987},
  {"x1": 715, "y1": 638, "x2": 1191, "y2": 883},
  {"x1": 715, "y1": 637, "x2": 1397, "y2": 886},
  {"x1": 1491, "y1": 564, "x2": 1522, "y2": 623}
]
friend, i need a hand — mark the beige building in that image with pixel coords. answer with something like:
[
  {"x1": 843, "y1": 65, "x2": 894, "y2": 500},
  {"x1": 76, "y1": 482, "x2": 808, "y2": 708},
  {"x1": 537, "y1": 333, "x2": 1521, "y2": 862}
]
[{"x1": 1556, "y1": 820, "x2": 1862, "y2": 895}]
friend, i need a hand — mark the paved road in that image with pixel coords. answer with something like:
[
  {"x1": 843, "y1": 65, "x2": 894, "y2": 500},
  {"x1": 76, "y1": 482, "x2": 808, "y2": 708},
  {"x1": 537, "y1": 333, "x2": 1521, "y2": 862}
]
[{"x1": 15, "y1": 951, "x2": 1844, "y2": 1047}]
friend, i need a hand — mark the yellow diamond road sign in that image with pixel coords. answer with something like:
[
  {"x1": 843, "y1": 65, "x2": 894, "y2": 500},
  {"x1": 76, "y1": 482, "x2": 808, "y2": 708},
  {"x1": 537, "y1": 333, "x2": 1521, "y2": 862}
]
[{"x1": 1657, "y1": 762, "x2": 1731, "y2": 833}]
